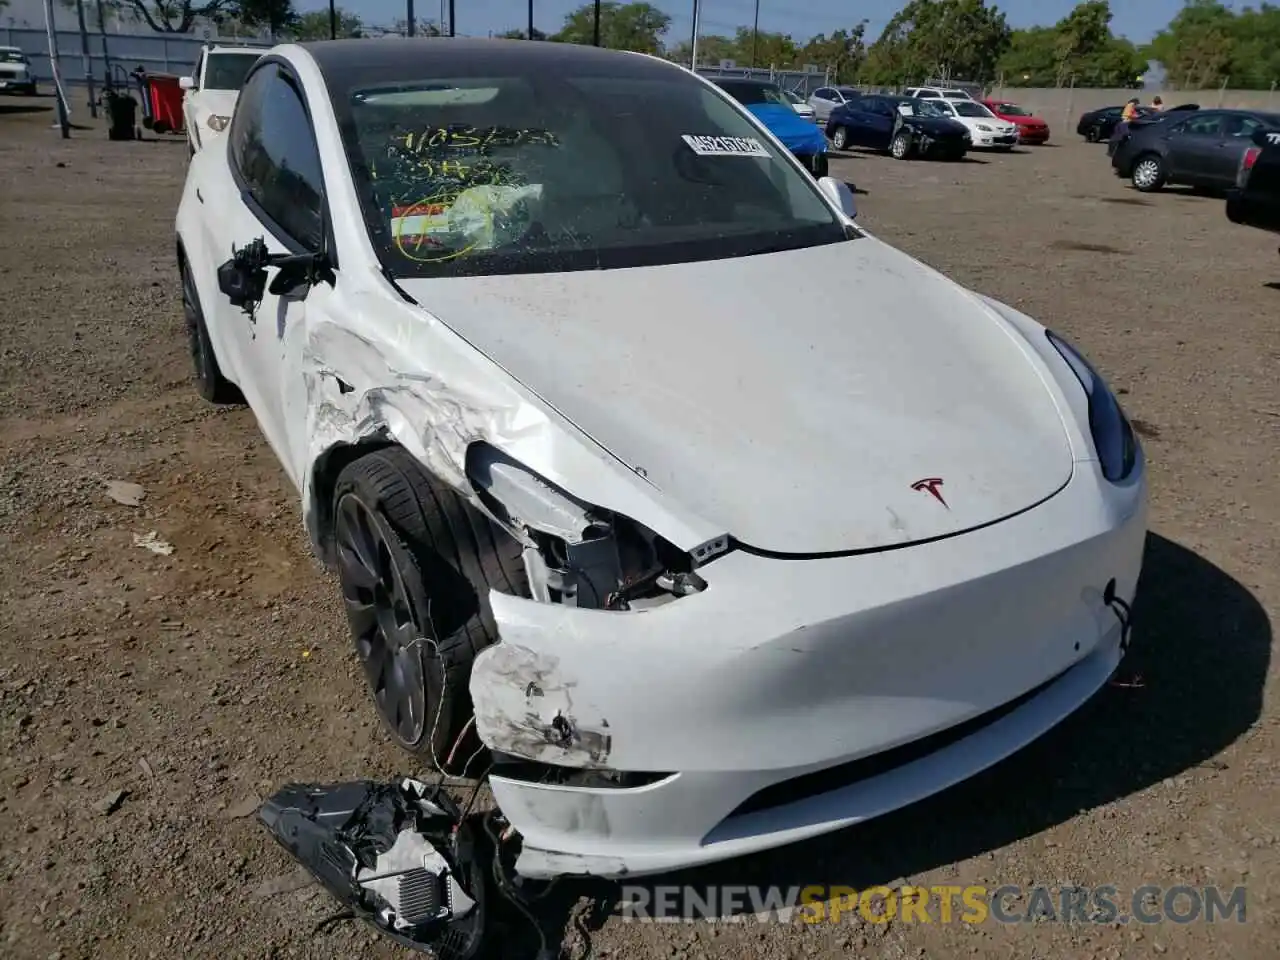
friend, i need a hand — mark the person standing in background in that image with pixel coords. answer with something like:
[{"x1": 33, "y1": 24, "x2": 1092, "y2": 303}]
[{"x1": 1152, "y1": 95, "x2": 1165, "y2": 111}]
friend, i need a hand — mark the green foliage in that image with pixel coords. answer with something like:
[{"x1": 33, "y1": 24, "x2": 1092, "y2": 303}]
[
  {"x1": 235, "y1": 0, "x2": 297, "y2": 36},
  {"x1": 997, "y1": 1, "x2": 1146, "y2": 87},
  {"x1": 289, "y1": 7, "x2": 362, "y2": 40},
  {"x1": 550, "y1": 2, "x2": 671, "y2": 54},
  {"x1": 1146, "y1": 0, "x2": 1280, "y2": 90},
  {"x1": 861, "y1": 0, "x2": 1012, "y2": 85}
]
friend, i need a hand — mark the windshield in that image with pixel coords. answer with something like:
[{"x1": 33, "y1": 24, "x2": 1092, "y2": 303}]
[
  {"x1": 204, "y1": 52, "x2": 260, "y2": 90},
  {"x1": 950, "y1": 100, "x2": 994, "y2": 118},
  {"x1": 339, "y1": 70, "x2": 846, "y2": 279},
  {"x1": 993, "y1": 102, "x2": 1030, "y2": 116},
  {"x1": 781, "y1": 89, "x2": 804, "y2": 104},
  {"x1": 895, "y1": 98, "x2": 946, "y2": 119},
  {"x1": 835, "y1": 87, "x2": 860, "y2": 99},
  {"x1": 714, "y1": 79, "x2": 791, "y2": 107},
  {"x1": 0, "y1": 49, "x2": 26, "y2": 64}
]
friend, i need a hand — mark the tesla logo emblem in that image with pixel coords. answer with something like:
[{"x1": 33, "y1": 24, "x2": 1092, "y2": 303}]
[{"x1": 911, "y1": 477, "x2": 948, "y2": 508}]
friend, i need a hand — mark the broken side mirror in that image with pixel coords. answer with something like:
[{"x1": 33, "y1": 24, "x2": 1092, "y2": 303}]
[
  {"x1": 817, "y1": 176, "x2": 857, "y2": 219},
  {"x1": 217, "y1": 236, "x2": 329, "y2": 314},
  {"x1": 268, "y1": 255, "x2": 322, "y2": 301}
]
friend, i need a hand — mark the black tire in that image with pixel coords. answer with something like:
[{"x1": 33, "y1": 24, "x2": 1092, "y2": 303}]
[
  {"x1": 830, "y1": 126, "x2": 851, "y2": 151},
  {"x1": 1085, "y1": 126, "x2": 1100, "y2": 143},
  {"x1": 180, "y1": 258, "x2": 242, "y2": 404},
  {"x1": 332, "y1": 447, "x2": 530, "y2": 771},
  {"x1": 810, "y1": 152, "x2": 829, "y2": 178},
  {"x1": 890, "y1": 131, "x2": 913, "y2": 160}
]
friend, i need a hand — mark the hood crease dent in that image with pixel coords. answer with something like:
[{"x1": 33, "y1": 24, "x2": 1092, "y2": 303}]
[{"x1": 397, "y1": 238, "x2": 1076, "y2": 555}]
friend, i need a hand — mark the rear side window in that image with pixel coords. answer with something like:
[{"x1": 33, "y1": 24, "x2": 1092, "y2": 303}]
[
  {"x1": 1181, "y1": 113, "x2": 1224, "y2": 136},
  {"x1": 229, "y1": 64, "x2": 326, "y2": 250}
]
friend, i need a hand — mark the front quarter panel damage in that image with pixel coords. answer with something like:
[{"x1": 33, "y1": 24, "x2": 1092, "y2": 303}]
[{"x1": 291, "y1": 282, "x2": 724, "y2": 562}]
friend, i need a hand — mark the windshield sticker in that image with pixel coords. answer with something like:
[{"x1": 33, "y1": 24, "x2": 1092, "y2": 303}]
[{"x1": 681, "y1": 134, "x2": 771, "y2": 158}]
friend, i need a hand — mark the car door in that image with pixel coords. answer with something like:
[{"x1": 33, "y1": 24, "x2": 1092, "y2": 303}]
[
  {"x1": 1211, "y1": 114, "x2": 1269, "y2": 186},
  {"x1": 865, "y1": 98, "x2": 898, "y2": 148},
  {"x1": 207, "y1": 60, "x2": 335, "y2": 485},
  {"x1": 1166, "y1": 112, "x2": 1225, "y2": 183}
]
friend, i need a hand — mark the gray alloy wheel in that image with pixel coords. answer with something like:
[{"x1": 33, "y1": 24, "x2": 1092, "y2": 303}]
[
  {"x1": 831, "y1": 126, "x2": 851, "y2": 150},
  {"x1": 890, "y1": 132, "x2": 912, "y2": 160},
  {"x1": 1132, "y1": 155, "x2": 1166, "y2": 192}
]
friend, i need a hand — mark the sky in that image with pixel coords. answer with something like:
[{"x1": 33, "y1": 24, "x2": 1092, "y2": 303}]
[{"x1": 310, "y1": 0, "x2": 1203, "y2": 45}]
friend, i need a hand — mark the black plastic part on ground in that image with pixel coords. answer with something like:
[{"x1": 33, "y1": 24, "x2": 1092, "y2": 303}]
[{"x1": 257, "y1": 780, "x2": 488, "y2": 959}]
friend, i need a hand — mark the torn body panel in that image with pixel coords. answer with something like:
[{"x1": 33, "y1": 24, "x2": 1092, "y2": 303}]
[{"x1": 283, "y1": 277, "x2": 727, "y2": 568}]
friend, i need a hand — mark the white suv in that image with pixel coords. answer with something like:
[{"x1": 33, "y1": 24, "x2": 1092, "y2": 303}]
[
  {"x1": 905, "y1": 86, "x2": 975, "y2": 101},
  {"x1": 179, "y1": 45, "x2": 265, "y2": 156},
  {"x1": 0, "y1": 46, "x2": 37, "y2": 96}
]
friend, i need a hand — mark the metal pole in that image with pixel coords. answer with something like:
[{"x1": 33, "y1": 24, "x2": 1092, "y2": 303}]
[
  {"x1": 690, "y1": 0, "x2": 700, "y2": 69},
  {"x1": 94, "y1": 0, "x2": 111, "y2": 88},
  {"x1": 329, "y1": 0, "x2": 336, "y2": 38},
  {"x1": 74, "y1": 0, "x2": 97, "y2": 117},
  {"x1": 592, "y1": 0, "x2": 601, "y2": 45},
  {"x1": 528, "y1": 0, "x2": 534, "y2": 39},
  {"x1": 750, "y1": 0, "x2": 759, "y2": 68},
  {"x1": 42, "y1": 0, "x2": 70, "y2": 137},
  {"x1": 407, "y1": 0, "x2": 415, "y2": 35},
  {"x1": 448, "y1": 0, "x2": 455, "y2": 35}
]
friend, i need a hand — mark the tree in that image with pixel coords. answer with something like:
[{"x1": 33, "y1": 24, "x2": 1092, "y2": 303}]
[
  {"x1": 1146, "y1": 0, "x2": 1280, "y2": 90},
  {"x1": 799, "y1": 24, "x2": 868, "y2": 84},
  {"x1": 551, "y1": 1, "x2": 670, "y2": 54},
  {"x1": 289, "y1": 7, "x2": 362, "y2": 39},
  {"x1": 499, "y1": 27, "x2": 548, "y2": 40},
  {"x1": 997, "y1": 2, "x2": 1146, "y2": 87},
  {"x1": 665, "y1": 34, "x2": 737, "y2": 68},
  {"x1": 861, "y1": 0, "x2": 1012, "y2": 85},
  {"x1": 236, "y1": 0, "x2": 297, "y2": 37}
]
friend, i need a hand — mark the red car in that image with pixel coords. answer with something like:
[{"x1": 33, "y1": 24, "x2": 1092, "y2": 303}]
[{"x1": 981, "y1": 99, "x2": 1050, "y2": 144}]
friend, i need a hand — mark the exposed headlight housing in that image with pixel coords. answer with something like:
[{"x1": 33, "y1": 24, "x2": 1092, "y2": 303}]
[
  {"x1": 1046, "y1": 330, "x2": 1138, "y2": 482},
  {"x1": 207, "y1": 114, "x2": 231, "y2": 132},
  {"x1": 977, "y1": 123, "x2": 992, "y2": 131}
]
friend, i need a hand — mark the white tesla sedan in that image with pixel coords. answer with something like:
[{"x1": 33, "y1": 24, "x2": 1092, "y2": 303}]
[
  {"x1": 925, "y1": 96, "x2": 1020, "y2": 149},
  {"x1": 175, "y1": 38, "x2": 1147, "y2": 882}
]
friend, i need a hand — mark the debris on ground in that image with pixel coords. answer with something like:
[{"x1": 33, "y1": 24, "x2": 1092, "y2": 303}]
[
  {"x1": 132, "y1": 531, "x2": 174, "y2": 555},
  {"x1": 258, "y1": 778, "x2": 490, "y2": 957},
  {"x1": 95, "y1": 789, "x2": 128, "y2": 816},
  {"x1": 251, "y1": 866, "x2": 316, "y2": 900},
  {"x1": 105, "y1": 480, "x2": 145, "y2": 506}
]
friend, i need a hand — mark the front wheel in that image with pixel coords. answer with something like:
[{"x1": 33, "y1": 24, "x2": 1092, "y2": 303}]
[
  {"x1": 830, "y1": 126, "x2": 851, "y2": 151},
  {"x1": 1086, "y1": 126, "x2": 1101, "y2": 143},
  {"x1": 890, "y1": 132, "x2": 913, "y2": 160},
  {"x1": 332, "y1": 447, "x2": 530, "y2": 771},
  {"x1": 1131, "y1": 154, "x2": 1166, "y2": 192}
]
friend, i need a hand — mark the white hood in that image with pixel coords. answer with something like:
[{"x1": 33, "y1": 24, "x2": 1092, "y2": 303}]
[
  {"x1": 189, "y1": 90, "x2": 239, "y2": 128},
  {"x1": 400, "y1": 238, "x2": 1073, "y2": 554}
]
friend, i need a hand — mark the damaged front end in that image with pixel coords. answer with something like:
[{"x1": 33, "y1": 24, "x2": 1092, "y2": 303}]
[
  {"x1": 258, "y1": 778, "x2": 487, "y2": 958},
  {"x1": 465, "y1": 441, "x2": 727, "y2": 612}
]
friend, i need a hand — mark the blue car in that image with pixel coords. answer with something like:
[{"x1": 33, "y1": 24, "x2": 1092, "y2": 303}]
[{"x1": 710, "y1": 77, "x2": 829, "y2": 178}]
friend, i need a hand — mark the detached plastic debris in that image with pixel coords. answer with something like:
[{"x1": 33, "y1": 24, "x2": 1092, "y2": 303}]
[{"x1": 258, "y1": 778, "x2": 487, "y2": 958}]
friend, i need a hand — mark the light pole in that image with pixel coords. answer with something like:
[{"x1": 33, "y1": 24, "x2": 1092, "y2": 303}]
[
  {"x1": 448, "y1": 0, "x2": 455, "y2": 35},
  {"x1": 750, "y1": 0, "x2": 760, "y2": 68},
  {"x1": 592, "y1": 0, "x2": 601, "y2": 45},
  {"x1": 528, "y1": 0, "x2": 534, "y2": 39},
  {"x1": 407, "y1": 0, "x2": 415, "y2": 35},
  {"x1": 74, "y1": 0, "x2": 96, "y2": 117},
  {"x1": 690, "y1": 0, "x2": 701, "y2": 70},
  {"x1": 328, "y1": 0, "x2": 336, "y2": 38}
]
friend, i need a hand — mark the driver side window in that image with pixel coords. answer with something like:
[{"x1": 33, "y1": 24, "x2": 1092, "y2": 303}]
[{"x1": 228, "y1": 64, "x2": 326, "y2": 251}]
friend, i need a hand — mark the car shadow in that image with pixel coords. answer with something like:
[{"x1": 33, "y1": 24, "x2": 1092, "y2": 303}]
[
  {"x1": 1264, "y1": 281, "x2": 1280, "y2": 291},
  {"x1": 0, "y1": 102, "x2": 51, "y2": 116},
  {"x1": 952, "y1": 156, "x2": 988, "y2": 164},
  {"x1": 511, "y1": 532, "x2": 1268, "y2": 947},
  {"x1": 844, "y1": 181, "x2": 869, "y2": 196}
]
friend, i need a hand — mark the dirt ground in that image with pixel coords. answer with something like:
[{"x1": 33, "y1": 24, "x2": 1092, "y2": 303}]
[{"x1": 1, "y1": 95, "x2": 1277, "y2": 960}]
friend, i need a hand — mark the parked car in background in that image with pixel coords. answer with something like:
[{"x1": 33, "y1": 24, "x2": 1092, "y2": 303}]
[
  {"x1": 0, "y1": 46, "x2": 37, "y2": 96},
  {"x1": 711, "y1": 78, "x2": 829, "y2": 176},
  {"x1": 1112, "y1": 108, "x2": 1280, "y2": 192},
  {"x1": 1078, "y1": 104, "x2": 1153, "y2": 142},
  {"x1": 180, "y1": 44, "x2": 265, "y2": 156},
  {"x1": 981, "y1": 99, "x2": 1049, "y2": 144},
  {"x1": 923, "y1": 97, "x2": 1018, "y2": 149},
  {"x1": 781, "y1": 87, "x2": 817, "y2": 122},
  {"x1": 905, "y1": 85, "x2": 975, "y2": 101},
  {"x1": 827, "y1": 95, "x2": 970, "y2": 160},
  {"x1": 1226, "y1": 128, "x2": 1280, "y2": 244},
  {"x1": 1107, "y1": 102, "x2": 1201, "y2": 156},
  {"x1": 807, "y1": 85, "x2": 861, "y2": 122}
]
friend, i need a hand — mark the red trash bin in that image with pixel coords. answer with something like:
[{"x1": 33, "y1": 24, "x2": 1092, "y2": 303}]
[{"x1": 142, "y1": 72, "x2": 185, "y2": 135}]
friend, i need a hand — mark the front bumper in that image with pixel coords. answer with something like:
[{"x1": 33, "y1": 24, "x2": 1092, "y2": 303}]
[
  {"x1": 0, "y1": 76, "x2": 34, "y2": 92},
  {"x1": 1018, "y1": 127, "x2": 1049, "y2": 143},
  {"x1": 972, "y1": 132, "x2": 1019, "y2": 147},
  {"x1": 472, "y1": 465, "x2": 1148, "y2": 879}
]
